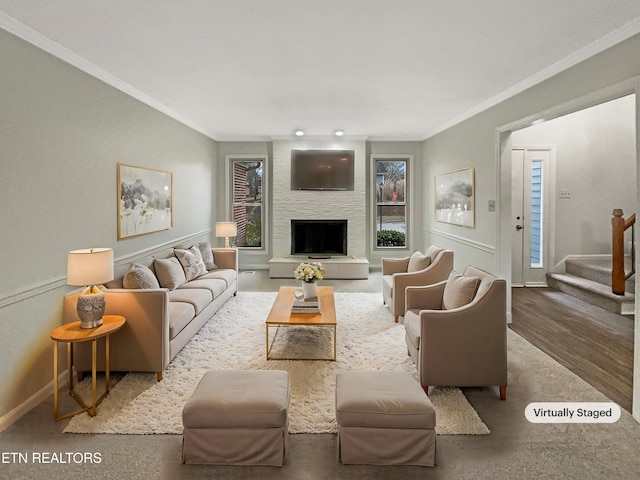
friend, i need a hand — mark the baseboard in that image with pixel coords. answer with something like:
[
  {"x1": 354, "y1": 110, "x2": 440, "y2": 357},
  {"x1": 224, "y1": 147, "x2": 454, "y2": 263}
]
[{"x1": 0, "y1": 371, "x2": 68, "y2": 432}]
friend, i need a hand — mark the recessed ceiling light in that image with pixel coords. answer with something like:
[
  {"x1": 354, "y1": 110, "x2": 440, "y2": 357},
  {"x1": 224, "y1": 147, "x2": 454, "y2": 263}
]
[
  {"x1": 295, "y1": 129, "x2": 304, "y2": 136},
  {"x1": 335, "y1": 130, "x2": 344, "y2": 136}
]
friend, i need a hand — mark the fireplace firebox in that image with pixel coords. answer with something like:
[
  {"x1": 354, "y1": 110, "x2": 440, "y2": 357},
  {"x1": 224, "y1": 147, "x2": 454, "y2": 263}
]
[{"x1": 291, "y1": 220, "x2": 347, "y2": 257}]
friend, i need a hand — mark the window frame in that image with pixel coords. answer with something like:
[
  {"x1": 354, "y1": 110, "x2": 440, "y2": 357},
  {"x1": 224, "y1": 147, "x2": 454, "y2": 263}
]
[
  {"x1": 225, "y1": 154, "x2": 268, "y2": 251},
  {"x1": 371, "y1": 154, "x2": 413, "y2": 251}
]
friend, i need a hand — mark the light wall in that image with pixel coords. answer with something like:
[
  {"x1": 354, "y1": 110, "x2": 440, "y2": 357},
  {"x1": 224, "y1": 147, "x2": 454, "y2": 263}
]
[
  {"x1": 422, "y1": 32, "x2": 640, "y2": 420},
  {"x1": 512, "y1": 94, "x2": 636, "y2": 265},
  {"x1": 0, "y1": 29, "x2": 217, "y2": 427}
]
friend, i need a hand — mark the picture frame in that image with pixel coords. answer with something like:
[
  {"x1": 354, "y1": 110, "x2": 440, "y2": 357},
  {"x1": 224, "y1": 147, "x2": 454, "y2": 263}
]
[
  {"x1": 117, "y1": 163, "x2": 173, "y2": 240},
  {"x1": 435, "y1": 167, "x2": 475, "y2": 228}
]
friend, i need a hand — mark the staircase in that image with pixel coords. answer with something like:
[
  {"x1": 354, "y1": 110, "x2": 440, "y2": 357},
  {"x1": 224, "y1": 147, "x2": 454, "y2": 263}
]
[{"x1": 546, "y1": 255, "x2": 635, "y2": 316}]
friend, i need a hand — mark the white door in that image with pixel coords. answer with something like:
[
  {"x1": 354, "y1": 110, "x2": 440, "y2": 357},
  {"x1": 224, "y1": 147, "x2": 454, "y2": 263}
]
[{"x1": 512, "y1": 147, "x2": 552, "y2": 286}]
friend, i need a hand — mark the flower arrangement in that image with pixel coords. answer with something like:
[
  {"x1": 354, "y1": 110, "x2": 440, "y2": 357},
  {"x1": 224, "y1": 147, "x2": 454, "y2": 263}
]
[{"x1": 294, "y1": 262, "x2": 326, "y2": 283}]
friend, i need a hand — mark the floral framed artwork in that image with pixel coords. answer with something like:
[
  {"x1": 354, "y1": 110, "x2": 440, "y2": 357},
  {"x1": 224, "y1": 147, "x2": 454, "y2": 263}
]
[
  {"x1": 435, "y1": 167, "x2": 475, "y2": 228},
  {"x1": 117, "y1": 163, "x2": 173, "y2": 240}
]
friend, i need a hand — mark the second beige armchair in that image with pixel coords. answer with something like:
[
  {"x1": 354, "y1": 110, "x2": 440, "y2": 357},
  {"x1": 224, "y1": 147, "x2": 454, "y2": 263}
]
[
  {"x1": 382, "y1": 245, "x2": 454, "y2": 322},
  {"x1": 403, "y1": 266, "x2": 508, "y2": 400}
]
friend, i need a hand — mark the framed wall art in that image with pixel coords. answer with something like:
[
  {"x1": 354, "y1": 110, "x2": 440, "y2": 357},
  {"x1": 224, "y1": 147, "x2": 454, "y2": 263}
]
[
  {"x1": 435, "y1": 167, "x2": 475, "y2": 228},
  {"x1": 117, "y1": 163, "x2": 173, "y2": 240}
]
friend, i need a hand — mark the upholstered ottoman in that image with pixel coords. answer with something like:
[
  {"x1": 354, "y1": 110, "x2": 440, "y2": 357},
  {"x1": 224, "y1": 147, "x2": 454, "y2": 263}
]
[
  {"x1": 181, "y1": 370, "x2": 290, "y2": 466},
  {"x1": 335, "y1": 371, "x2": 436, "y2": 466}
]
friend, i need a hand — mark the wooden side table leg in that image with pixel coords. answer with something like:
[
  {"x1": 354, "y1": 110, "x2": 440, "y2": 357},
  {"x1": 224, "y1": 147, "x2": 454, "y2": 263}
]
[
  {"x1": 53, "y1": 341, "x2": 59, "y2": 420},
  {"x1": 105, "y1": 334, "x2": 111, "y2": 394},
  {"x1": 67, "y1": 342, "x2": 74, "y2": 393},
  {"x1": 91, "y1": 338, "x2": 97, "y2": 416}
]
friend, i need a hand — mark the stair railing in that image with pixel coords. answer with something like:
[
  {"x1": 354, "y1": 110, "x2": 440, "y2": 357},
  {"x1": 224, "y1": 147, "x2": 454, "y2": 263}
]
[{"x1": 611, "y1": 209, "x2": 635, "y2": 295}]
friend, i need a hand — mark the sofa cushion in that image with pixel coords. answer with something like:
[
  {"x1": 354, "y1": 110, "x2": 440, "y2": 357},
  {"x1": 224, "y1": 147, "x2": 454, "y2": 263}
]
[
  {"x1": 442, "y1": 271, "x2": 480, "y2": 310},
  {"x1": 198, "y1": 269, "x2": 236, "y2": 289},
  {"x1": 403, "y1": 310, "x2": 421, "y2": 350},
  {"x1": 178, "y1": 278, "x2": 227, "y2": 299},
  {"x1": 197, "y1": 242, "x2": 218, "y2": 270},
  {"x1": 154, "y1": 257, "x2": 187, "y2": 290},
  {"x1": 169, "y1": 301, "x2": 196, "y2": 340},
  {"x1": 168, "y1": 288, "x2": 212, "y2": 315},
  {"x1": 123, "y1": 263, "x2": 160, "y2": 289},
  {"x1": 175, "y1": 247, "x2": 207, "y2": 281},
  {"x1": 407, "y1": 251, "x2": 432, "y2": 272}
]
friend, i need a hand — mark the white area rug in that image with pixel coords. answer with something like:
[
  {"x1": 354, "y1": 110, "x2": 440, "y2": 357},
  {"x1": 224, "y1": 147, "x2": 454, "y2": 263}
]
[{"x1": 64, "y1": 291, "x2": 489, "y2": 435}]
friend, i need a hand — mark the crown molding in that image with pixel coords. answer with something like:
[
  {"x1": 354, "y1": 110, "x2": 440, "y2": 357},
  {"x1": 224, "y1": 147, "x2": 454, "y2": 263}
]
[
  {"x1": 422, "y1": 15, "x2": 640, "y2": 140},
  {"x1": 0, "y1": 12, "x2": 218, "y2": 141}
]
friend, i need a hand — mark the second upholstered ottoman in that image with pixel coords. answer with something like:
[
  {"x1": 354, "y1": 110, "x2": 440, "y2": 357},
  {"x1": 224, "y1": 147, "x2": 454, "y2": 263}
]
[{"x1": 335, "y1": 371, "x2": 436, "y2": 466}]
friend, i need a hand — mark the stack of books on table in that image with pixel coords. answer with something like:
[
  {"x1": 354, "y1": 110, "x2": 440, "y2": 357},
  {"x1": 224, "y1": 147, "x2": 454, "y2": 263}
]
[{"x1": 291, "y1": 299, "x2": 320, "y2": 314}]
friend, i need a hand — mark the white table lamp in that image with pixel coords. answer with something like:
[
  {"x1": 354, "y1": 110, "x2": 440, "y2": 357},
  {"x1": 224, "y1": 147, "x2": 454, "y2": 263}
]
[
  {"x1": 216, "y1": 222, "x2": 237, "y2": 248},
  {"x1": 67, "y1": 248, "x2": 114, "y2": 328}
]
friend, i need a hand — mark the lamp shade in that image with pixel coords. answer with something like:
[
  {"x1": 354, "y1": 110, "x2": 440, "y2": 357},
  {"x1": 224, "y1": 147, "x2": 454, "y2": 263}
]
[
  {"x1": 216, "y1": 222, "x2": 237, "y2": 238},
  {"x1": 67, "y1": 248, "x2": 114, "y2": 286}
]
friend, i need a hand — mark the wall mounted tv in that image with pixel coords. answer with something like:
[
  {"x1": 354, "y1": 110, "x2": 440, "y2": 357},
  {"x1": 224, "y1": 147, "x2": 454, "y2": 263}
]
[{"x1": 291, "y1": 150, "x2": 355, "y2": 191}]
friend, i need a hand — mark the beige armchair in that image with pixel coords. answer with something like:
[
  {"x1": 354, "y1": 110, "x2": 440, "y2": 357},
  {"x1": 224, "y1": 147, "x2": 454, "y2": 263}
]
[
  {"x1": 404, "y1": 266, "x2": 507, "y2": 400},
  {"x1": 382, "y1": 245, "x2": 453, "y2": 322}
]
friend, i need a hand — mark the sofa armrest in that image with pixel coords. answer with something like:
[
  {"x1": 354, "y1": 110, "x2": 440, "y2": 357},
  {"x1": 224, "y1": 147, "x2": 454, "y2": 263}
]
[
  {"x1": 382, "y1": 257, "x2": 410, "y2": 275},
  {"x1": 405, "y1": 282, "x2": 446, "y2": 311},
  {"x1": 63, "y1": 288, "x2": 171, "y2": 375},
  {"x1": 212, "y1": 248, "x2": 238, "y2": 271}
]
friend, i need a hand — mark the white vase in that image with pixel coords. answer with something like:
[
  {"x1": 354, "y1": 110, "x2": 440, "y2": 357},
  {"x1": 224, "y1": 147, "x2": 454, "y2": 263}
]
[{"x1": 302, "y1": 281, "x2": 318, "y2": 300}]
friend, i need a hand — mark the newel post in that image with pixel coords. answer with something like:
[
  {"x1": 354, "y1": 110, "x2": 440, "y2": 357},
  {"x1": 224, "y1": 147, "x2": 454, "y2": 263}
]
[{"x1": 611, "y1": 209, "x2": 626, "y2": 295}]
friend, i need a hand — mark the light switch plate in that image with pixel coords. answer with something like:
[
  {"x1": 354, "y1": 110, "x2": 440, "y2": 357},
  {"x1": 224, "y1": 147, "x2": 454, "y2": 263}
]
[{"x1": 559, "y1": 190, "x2": 571, "y2": 199}]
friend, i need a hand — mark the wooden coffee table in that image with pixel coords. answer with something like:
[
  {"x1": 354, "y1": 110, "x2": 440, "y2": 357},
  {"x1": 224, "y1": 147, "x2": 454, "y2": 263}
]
[{"x1": 265, "y1": 286, "x2": 336, "y2": 361}]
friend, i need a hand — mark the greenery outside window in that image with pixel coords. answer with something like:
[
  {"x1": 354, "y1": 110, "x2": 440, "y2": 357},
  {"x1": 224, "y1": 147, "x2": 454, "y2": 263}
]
[
  {"x1": 374, "y1": 157, "x2": 409, "y2": 248},
  {"x1": 230, "y1": 157, "x2": 264, "y2": 248}
]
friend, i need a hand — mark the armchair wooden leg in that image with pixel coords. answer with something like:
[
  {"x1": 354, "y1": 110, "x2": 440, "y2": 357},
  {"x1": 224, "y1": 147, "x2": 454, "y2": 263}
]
[
  {"x1": 499, "y1": 386, "x2": 507, "y2": 401},
  {"x1": 423, "y1": 386, "x2": 429, "y2": 396},
  {"x1": 157, "y1": 372, "x2": 163, "y2": 382},
  {"x1": 77, "y1": 371, "x2": 84, "y2": 382},
  {"x1": 394, "y1": 315, "x2": 399, "y2": 323}
]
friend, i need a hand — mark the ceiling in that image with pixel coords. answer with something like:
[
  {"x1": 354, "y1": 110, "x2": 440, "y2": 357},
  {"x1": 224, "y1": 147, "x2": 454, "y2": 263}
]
[{"x1": 2, "y1": 0, "x2": 640, "y2": 141}]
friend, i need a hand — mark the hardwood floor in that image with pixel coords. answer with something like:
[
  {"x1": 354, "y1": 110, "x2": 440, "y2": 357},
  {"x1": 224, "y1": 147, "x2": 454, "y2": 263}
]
[{"x1": 510, "y1": 287, "x2": 634, "y2": 412}]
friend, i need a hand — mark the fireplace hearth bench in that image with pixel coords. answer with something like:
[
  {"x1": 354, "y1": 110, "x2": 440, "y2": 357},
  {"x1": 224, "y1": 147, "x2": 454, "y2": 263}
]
[{"x1": 269, "y1": 256, "x2": 369, "y2": 279}]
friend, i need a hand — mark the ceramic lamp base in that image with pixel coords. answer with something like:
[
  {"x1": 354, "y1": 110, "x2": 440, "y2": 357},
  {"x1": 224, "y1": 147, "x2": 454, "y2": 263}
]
[{"x1": 77, "y1": 286, "x2": 105, "y2": 329}]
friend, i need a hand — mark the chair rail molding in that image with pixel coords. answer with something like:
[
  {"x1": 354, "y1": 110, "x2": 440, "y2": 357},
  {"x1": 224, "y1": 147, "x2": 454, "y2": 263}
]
[{"x1": 0, "y1": 228, "x2": 212, "y2": 310}]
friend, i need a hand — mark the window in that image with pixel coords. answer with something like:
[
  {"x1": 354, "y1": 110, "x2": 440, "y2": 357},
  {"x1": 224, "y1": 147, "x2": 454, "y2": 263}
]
[
  {"x1": 230, "y1": 157, "x2": 265, "y2": 248},
  {"x1": 530, "y1": 160, "x2": 543, "y2": 267},
  {"x1": 373, "y1": 156, "x2": 409, "y2": 248}
]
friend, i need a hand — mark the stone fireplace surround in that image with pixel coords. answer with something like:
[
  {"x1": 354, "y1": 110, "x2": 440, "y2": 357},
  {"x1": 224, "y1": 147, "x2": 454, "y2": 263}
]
[{"x1": 269, "y1": 139, "x2": 369, "y2": 279}]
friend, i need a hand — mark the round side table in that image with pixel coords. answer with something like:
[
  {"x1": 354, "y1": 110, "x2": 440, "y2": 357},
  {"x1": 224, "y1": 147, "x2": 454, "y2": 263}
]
[{"x1": 51, "y1": 314, "x2": 126, "y2": 420}]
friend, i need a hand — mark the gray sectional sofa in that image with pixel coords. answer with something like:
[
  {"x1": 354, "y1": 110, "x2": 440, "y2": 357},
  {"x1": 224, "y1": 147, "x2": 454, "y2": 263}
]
[{"x1": 62, "y1": 244, "x2": 238, "y2": 381}]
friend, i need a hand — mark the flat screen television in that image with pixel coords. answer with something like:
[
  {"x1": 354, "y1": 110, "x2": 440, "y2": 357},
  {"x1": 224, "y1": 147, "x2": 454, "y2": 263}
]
[{"x1": 291, "y1": 150, "x2": 355, "y2": 191}]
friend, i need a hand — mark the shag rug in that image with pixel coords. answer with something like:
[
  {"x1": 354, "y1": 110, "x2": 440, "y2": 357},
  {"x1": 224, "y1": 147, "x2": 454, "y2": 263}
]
[{"x1": 64, "y1": 291, "x2": 490, "y2": 436}]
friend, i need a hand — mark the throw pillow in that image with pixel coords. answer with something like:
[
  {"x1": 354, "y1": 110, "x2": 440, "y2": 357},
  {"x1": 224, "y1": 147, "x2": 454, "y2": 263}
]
[
  {"x1": 123, "y1": 263, "x2": 160, "y2": 289},
  {"x1": 197, "y1": 241, "x2": 218, "y2": 270},
  {"x1": 424, "y1": 245, "x2": 441, "y2": 261},
  {"x1": 154, "y1": 257, "x2": 187, "y2": 290},
  {"x1": 442, "y1": 271, "x2": 480, "y2": 310},
  {"x1": 407, "y1": 251, "x2": 432, "y2": 272},
  {"x1": 174, "y1": 247, "x2": 207, "y2": 281}
]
